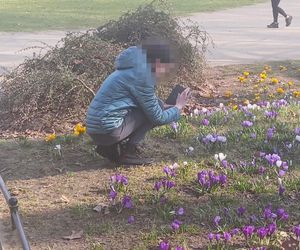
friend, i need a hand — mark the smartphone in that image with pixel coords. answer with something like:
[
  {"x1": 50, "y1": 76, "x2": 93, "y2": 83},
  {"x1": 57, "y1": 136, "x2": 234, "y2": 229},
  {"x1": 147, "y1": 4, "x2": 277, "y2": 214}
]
[{"x1": 165, "y1": 84, "x2": 186, "y2": 105}]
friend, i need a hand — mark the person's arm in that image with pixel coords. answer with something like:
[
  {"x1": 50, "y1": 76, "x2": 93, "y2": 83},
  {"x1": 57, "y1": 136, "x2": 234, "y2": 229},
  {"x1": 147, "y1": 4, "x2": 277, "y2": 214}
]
[{"x1": 130, "y1": 80, "x2": 181, "y2": 125}]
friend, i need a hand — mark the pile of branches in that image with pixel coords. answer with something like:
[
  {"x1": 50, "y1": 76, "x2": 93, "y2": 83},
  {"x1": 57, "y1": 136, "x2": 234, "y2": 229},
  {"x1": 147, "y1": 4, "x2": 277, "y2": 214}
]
[{"x1": 0, "y1": 1, "x2": 209, "y2": 134}]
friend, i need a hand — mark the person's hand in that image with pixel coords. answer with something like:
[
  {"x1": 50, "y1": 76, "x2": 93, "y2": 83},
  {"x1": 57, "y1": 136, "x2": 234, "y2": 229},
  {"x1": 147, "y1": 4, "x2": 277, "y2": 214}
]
[{"x1": 175, "y1": 88, "x2": 191, "y2": 110}]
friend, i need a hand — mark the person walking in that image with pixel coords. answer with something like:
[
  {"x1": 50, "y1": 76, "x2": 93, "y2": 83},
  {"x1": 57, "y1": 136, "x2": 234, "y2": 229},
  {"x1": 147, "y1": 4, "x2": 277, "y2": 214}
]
[{"x1": 267, "y1": 0, "x2": 292, "y2": 28}]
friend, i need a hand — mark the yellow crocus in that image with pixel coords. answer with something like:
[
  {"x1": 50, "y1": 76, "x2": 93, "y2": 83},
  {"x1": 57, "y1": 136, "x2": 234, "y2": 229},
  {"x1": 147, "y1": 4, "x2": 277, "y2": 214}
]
[
  {"x1": 243, "y1": 71, "x2": 250, "y2": 77},
  {"x1": 277, "y1": 87, "x2": 285, "y2": 94},
  {"x1": 271, "y1": 78, "x2": 279, "y2": 84},
  {"x1": 45, "y1": 133, "x2": 57, "y2": 142},
  {"x1": 74, "y1": 123, "x2": 87, "y2": 136}
]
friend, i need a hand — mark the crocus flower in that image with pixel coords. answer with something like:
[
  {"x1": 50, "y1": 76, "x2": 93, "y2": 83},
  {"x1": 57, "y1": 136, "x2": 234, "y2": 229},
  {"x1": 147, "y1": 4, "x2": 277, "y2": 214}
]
[
  {"x1": 295, "y1": 128, "x2": 300, "y2": 135},
  {"x1": 214, "y1": 216, "x2": 221, "y2": 226},
  {"x1": 127, "y1": 215, "x2": 135, "y2": 224},
  {"x1": 219, "y1": 174, "x2": 227, "y2": 185},
  {"x1": 216, "y1": 135, "x2": 227, "y2": 143},
  {"x1": 202, "y1": 119, "x2": 210, "y2": 126},
  {"x1": 177, "y1": 207, "x2": 185, "y2": 216},
  {"x1": 159, "y1": 241, "x2": 170, "y2": 250},
  {"x1": 265, "y1": 111, "x2": 278, "y2": 119},
  {"x1": 122, "y1": 195, "x2": 133, "y2": 209},
  {"x1": 267, "y1": 222, "x2": 277, "y2": 236},
  {"x1": 242, "y1": 120, "x2": 253, "y2": 127},
  {"x1": 154, "y1": 181, "x2": 162, "y2": 191},
  {"x1": 109, "y1": 190, "x2": 117, "y2": 201},
  {"x1": 223, "y1": 232, "x2": 231, "y2": 243},
  {"x1": 208, "y1": 233, "x2": 214, "y2": 242},
  {"x1": 165, "y1": 180, "x2": 175, "y2": 189},
  {"x1": 257, "y1": 227, "x2": 268, "y2": 239},
  {"x1": 237, "y1": 206, "x2": 246, "y2": 217},
  {"x1": 232, "y1": 228, "x2": 239, "y2": 235},
  {"x1": 242, "y1": 225, "x2": 255, "y2": 239},
  {"x1": 294, "y1": 225, "x2": 300, "y2": 238},
  {"x1": 215, "y1": 233, "x2": 221, "y2": 242},
  {"x1": 170, "y1": 122, "x2": 179, "y2": 133},
  {"x1": 267, "y1": 127, "x2": 276, "y2": 140},
  {"x1": 279, "y1": 185, "x2": 285, "y2": 196},
  {"x1": 278, "y1": 170, "x2": 286, "y2": 177},
  {"x1": 164, "y1": 166, "x2": 176, "y2": 177},
  {"x1": 171, "y1": 219, "x2": 182, "y2": 231},
  {"x1": 221, "y1": 160, "x2": 228, "y2": 168}
]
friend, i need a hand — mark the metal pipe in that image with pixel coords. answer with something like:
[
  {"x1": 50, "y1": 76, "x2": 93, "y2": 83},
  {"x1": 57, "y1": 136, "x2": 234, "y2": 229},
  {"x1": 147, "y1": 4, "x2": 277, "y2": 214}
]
[{"x1": 0, "y1": 175, "x2": 31, "y2": 250}]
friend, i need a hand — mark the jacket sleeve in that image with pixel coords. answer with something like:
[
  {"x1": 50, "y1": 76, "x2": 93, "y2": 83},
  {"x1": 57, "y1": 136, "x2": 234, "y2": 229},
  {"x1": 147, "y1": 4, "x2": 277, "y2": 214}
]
[{"x1": 130, "y1": 78, "x2": 181, "y2": 125}]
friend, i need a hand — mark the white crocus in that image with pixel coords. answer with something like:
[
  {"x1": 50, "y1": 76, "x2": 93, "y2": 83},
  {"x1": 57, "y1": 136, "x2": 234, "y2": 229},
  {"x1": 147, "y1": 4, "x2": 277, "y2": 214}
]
[
  {"x1": 296, "y1": 135, "x2": 300, "y2": 142},
  {"x1": 276, "y1": 160, "x2": 282, "y2": 168}
]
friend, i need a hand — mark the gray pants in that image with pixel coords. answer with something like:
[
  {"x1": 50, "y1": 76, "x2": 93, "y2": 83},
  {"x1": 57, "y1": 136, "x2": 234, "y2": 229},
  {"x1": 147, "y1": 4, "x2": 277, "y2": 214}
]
[{"x1": 89, "y1": 109, "x2": 154, "y2": 146}]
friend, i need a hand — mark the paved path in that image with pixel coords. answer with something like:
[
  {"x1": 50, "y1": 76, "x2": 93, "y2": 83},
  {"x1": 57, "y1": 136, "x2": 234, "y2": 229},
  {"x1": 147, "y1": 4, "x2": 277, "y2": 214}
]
[
  {"x1": 187, "y1": 0, "x2": 300, "y2": 66},
  {"x1": 0, "y1": 1, "x2": 299, "y2": 73}
]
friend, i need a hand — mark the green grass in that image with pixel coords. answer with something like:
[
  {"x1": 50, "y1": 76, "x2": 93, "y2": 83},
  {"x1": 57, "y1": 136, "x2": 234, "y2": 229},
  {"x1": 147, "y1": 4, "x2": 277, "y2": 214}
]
[{"x1": 0, "y1": 0, "x2": 268, "y2": 32}]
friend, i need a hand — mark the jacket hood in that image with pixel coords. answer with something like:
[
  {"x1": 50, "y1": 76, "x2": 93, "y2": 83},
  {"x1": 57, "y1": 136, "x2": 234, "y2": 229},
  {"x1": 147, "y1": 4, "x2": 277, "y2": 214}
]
[{"x1": 115, "y1": 46, "x2": 146, "y2": 70}]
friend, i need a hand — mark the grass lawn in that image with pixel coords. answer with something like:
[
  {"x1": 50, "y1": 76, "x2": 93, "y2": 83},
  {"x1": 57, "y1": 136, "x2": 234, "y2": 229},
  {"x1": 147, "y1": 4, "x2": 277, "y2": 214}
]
[
  {"x1": 0, "y1": 0, "x2": 268, "y2": 32},
  {"x1": 0, "y1": 61, "x2": 300, "y2": 249}
]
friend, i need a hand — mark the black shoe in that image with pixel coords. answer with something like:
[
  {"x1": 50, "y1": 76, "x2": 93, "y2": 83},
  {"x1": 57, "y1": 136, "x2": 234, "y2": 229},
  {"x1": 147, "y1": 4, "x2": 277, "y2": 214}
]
[
  {"x1": 267, "y1": 22, "x2": 279, "y2": 28},
  {"x1": 286, "y1": 16, "x2": 293, "y2": 27},
  {"x1": 117, "y1": 144, "x2": 153, "y2": 166},
  {"x1": 95, "y1": 144, "x2": 121, "y2": 162}
]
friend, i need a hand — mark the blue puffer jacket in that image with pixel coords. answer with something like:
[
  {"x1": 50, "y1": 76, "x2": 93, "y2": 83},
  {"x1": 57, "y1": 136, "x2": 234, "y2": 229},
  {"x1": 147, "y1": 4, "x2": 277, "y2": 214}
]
[{"x1": 86, "y1": 46, "x2": 180, "y2": 134}]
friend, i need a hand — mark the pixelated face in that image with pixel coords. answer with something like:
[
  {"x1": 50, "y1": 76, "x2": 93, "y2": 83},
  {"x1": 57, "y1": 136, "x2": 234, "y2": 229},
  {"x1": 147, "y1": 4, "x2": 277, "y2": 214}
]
[{"x1": 154, "y1": 59, "x2": 175, "y2": 78}]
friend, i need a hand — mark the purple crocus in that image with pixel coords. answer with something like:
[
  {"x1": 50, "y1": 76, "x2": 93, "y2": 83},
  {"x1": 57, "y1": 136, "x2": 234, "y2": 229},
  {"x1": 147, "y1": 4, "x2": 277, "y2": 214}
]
[
  {"x1": 215, "y1": 233, "x2": 221, "y2": 242},
  {"x1": 221, "y1": 160, "x2": 228, "y2": 168},
  {"x1": 267, "y1": 127, "x2": 276, "y2": 140},
  {"x1": 279, "y1": 184, "x2": 285, "y2": 196},
  {"x1": 159, "y1": 241, "x2": 170, "y2": 250},
  {"x1": 214, "y1": 216, "x2": 221, "y2": 226},
  {"x1": 232, "y1": 228, "x2": 239, "y2": 235},
  {"x1": 154, "y1": 181, "x2": 162, "y2": 191},
  {"x1": 242, "y1": 120, "x2": 254, "y2": 127},
  {"x1": 163, "y1": 166, "x2": 176, "y2": 177},
  {"x1": 127, "y1": 215, "x2": 135, "y2": 224},
  {"x1": 237, "y1": 206, "x2": 246, "y2": 217},
  {"x1": 208, "y1": 233, "x2": 214, "y2": 242},
  {"x1": 219, "y1": 174, "x2": 227, "y2": 185},
  {"x1": 263, "y1": 208, "x2": 277, "y2": 220},
  {"x1": 257, "y1": 227, "x2": 268, "y2": 239},
  {"x1": 202, "y1": 119, "x2": 210, "y2": 126},
  {"x1": 294, "y1": 225, "x2": 300, "y2": 238},
  {"x1": 223, "y1": 232, "x2": 231, "y2": 243},
  {"x1": 265, "y1": 110, "x2": 278, "y2": 119},
  {"x1": 170, "y1": 122, "x2": 179, "y2": 133},
  {"x1": 295, "y1": 128, "x2": 300, "y2": 135},
  {"x1": 165, "y1": 180, "x2": 175, "y2": 189},
  {"x1": 242, "y1": 225, "x2": 255, "y2": 239},
  {"x1": 109, "y1": 190, "x2": 117, "y2": 201},
  {"x1": 267, "y1": 222, "x2": 277, "y2": 236},
  {"x1": 278, "y1": 170, "x2": 286, "y2": 177},
  {"x1": 171, "y1": 219, "x2": 182, "y2": 231},
  {"x1": 177, "y1": 207, "x2": 185, "y2": 216},
  {"x1": 122, "y1": 195, "x2": 133, "y2": 209}
]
